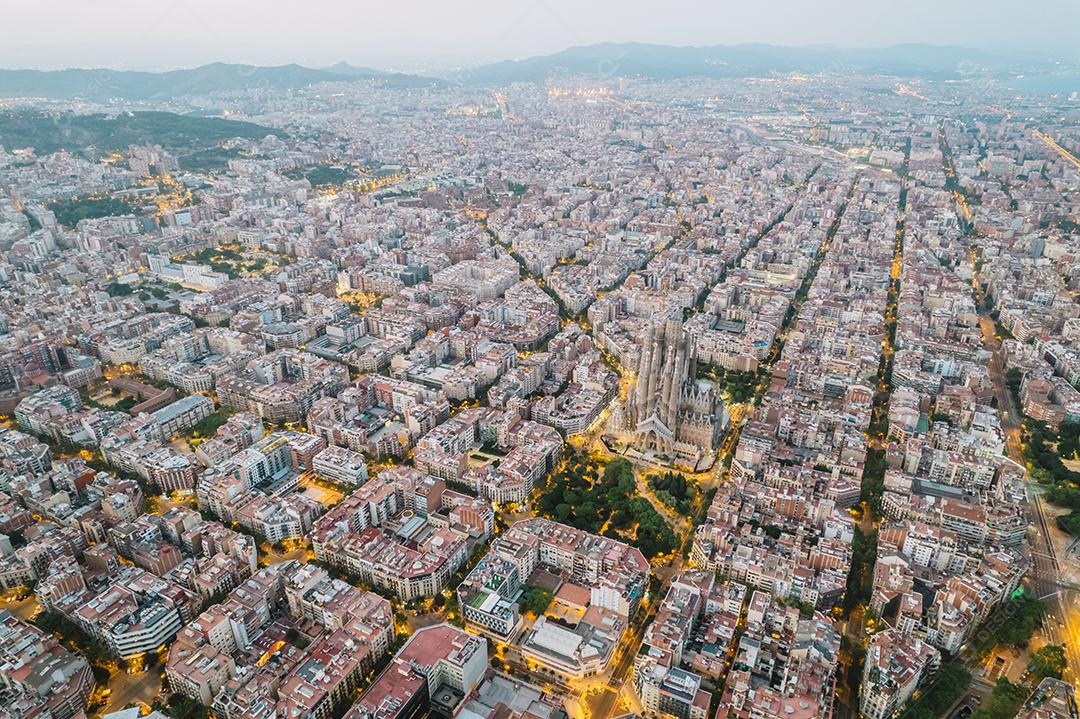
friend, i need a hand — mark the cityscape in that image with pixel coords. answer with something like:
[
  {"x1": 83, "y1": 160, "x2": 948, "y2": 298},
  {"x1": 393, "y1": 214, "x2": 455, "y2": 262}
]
[{"x1": 0, "y1": 8, "x2": 1078, "y2": 719}]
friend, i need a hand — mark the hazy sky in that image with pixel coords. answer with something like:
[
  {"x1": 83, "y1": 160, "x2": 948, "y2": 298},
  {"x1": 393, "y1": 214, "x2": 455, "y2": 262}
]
[{"x1": 4, "y1": 0, "x2": 1079, "y2": 71}]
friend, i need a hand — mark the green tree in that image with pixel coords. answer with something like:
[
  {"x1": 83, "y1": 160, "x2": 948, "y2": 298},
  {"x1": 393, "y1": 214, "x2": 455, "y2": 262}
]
[
  {"x1": 902, "y1": 663, "x2": 971, "y2": 719},
  {"x1": 518, "y1": 585, "x2": 553, "y2": 616},
  {"x1": 1032, "y1": 644, "x2": 1067, "y2": 679},
  {"x1": 163, "y1": 693, "x2": 211, "y2": 719},
  {"x1": 1057, "y1": 512, "x2": 1080, "y2": 537},
  {"x1": 49, "y1": 195, "x2": 137, "y2": 228},
  {"x1": 973, "y1": 679, "x2": 1028, "y2": 719},
  {"x1": 989, "y1": 594, "x2": 1043, "y2": 648},
  {"x1": 576, "y1": 501, "x2": 600, "y2": 530},
  {"x1": 106, "y1": 281, "x2": 135, "y2": 296}
]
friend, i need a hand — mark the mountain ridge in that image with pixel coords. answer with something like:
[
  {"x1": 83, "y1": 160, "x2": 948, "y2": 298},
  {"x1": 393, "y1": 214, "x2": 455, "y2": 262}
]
[
  {"x1": 455, "y1": 41, "x2": 1061, "y2": 84},
  {"x1": 0, "y1": 43, "x2": 1072, "y2": 99},
  {"x1": 0, "y1": 62, "x2": 442, "y2": 100}
]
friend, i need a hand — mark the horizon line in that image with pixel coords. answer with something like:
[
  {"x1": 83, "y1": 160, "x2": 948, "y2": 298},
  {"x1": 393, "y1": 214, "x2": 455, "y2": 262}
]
[{"x1": 0, "y1": 39, "x2": 1069, "y2": 75}]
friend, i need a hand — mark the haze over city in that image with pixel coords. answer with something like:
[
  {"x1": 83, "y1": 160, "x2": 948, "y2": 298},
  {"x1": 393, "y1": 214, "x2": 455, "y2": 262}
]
[
  {"x1": 2, "y1": 0, "x2": 1080, "y2": 70},
  {"x1": 0, "y1": 6, "x2": 1078, "y2": 719}
]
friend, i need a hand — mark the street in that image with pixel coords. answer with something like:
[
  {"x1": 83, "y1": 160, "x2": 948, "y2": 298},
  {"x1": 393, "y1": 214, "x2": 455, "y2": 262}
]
[
  {"x1": 935, "y1": 122, "x2": 1080, "y2": 692},
  {"x1": 100, "y1": 667, "x2": 164, "y2": 716},
  {"x1": 975, "y1": 264, "x2": 1080, "y2": 689},
  {"x1": 586, "y1": 591, "x2": 661, "y2": 719}
]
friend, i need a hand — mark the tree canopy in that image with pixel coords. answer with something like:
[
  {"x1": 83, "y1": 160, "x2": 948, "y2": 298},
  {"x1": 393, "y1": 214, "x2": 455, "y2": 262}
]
[
  {"x1": 535, "y1": 455, "x2": 678, "y2": 559},
  {"x1": 1032, "y1": 644, "x2": 1068, "y2": 680}
]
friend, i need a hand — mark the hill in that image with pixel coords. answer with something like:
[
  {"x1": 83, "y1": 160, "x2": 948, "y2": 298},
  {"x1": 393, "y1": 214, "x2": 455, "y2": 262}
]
[
  {"x1": 457, "y1": 42, "x2": 1048, "y2": 84},
  {"x1": 321, "y1": 62, "x2": 443, "y2": 88},
  {"x1": 0, "y1": 62, "x2": 440, "y2": 100},
  {"x1": 0, "y1": 110, "x2": 285, "y2": 156}
]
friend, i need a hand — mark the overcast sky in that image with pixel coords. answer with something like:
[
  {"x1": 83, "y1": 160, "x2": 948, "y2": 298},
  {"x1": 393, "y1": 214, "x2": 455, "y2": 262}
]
[{"x1": 4, "y1": 0, "x2": 1079, "y2": 71}]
